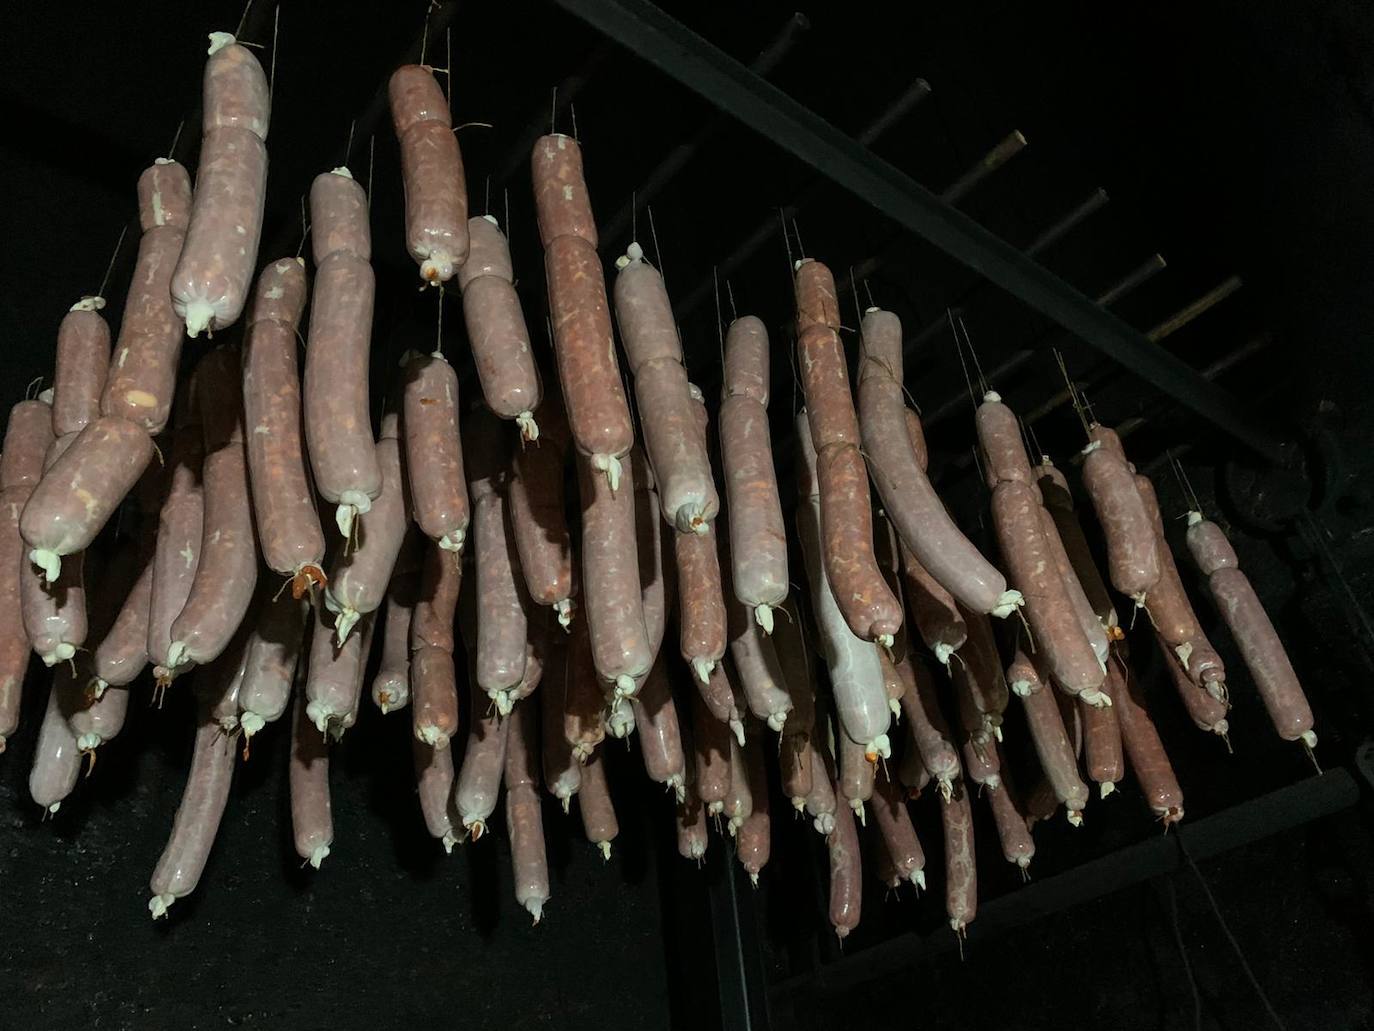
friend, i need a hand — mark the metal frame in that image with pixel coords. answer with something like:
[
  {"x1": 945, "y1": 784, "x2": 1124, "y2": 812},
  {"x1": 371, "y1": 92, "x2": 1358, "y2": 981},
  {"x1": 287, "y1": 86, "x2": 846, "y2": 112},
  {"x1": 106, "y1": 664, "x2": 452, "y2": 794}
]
[{"x1": 552, "y1": 0, "x2": 1285, "y2": 463}]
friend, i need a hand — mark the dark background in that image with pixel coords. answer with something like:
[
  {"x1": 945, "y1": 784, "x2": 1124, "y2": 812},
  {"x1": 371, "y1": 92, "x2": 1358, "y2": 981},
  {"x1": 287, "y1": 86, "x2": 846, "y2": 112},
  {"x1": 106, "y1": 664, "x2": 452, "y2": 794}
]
[{"x1": 1, "y1": 1, "x2": 1372, "y2": 1028}]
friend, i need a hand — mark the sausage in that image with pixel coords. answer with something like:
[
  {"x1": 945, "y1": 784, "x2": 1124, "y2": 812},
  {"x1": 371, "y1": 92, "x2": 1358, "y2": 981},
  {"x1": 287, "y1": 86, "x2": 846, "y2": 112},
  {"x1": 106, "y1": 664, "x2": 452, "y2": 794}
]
[
  {"x1": 243, "y1": 256, "x2": 324, "y2": 595},
  {"x1": 794, "y1": 258, "x2": 842, "y2": 337},
  {"x1": 468, "y1": 428, "x2": 529, "y2": 712},
  {"x1": 941, "y1": 783, "x2": 978, "y2": 935},
  {"x1": 1040, "y1": 505, "x2": 1111, "y2": 668},
  {"x1": 91, "y1": 522, "x2": 157, "y2": 693},
  {"x1": 541, "y1": 627, "x2": 582, "y2": 807},
  {"x1": 147, "y1": 682, "x2": 239, "y2": 918},
  {"x1": 325, "y1": 414, "x2": 409, "y2": 644},
  {"x1": 726, "y1": 579, "x2": 793, "y2": 732},
  {"x1": 614, "y1": 246, "x2": 718, "y2": 532},
  {"x1": 303, "y1": 602, "x2": 370, "y2": 735},
  {"x1": 676, "y1": 776, "x2": 710, "y2": 862},
  {"x1": 402, "y1": 351, "x2": 469, "y2": 553},
  {"x1": 827, "y1": 784, "x2": 863, "y2": 940},
  {"x1": 532, "y1": 134, "x2": 597, "y2": 246},
  {"x1": 578, "y1": 748, "x2": 619, "y2": 859},
  {"x1": 20, "y1": 435, "x2": 88, "y2": 667},
  {"x1": 51, "y1": 301, "x2": 111, "y2": 438},
  {"x1": 736, "y1": 736, "x2": 771, "y2": 883},
  {"x1": 576, "y1": 452, "x2": 652, "y2": 696},
  {"x1": 21, "y1": 416, "x2": 156, "y2": 581},
  {"x1": 165, "y1": 351, "x2": 258, "y2": 673},
  {"x1": 171, "y1": 36, "x2": 269, "y2": 337},
  {"x1": 411, "y1": 540, "x2": 461, "y2": 654},
  {"x1": 458, "y1": 217, "x2": 542, "y2": 435},
  {"x1": 3, "y1": 400, "x2": 57, "y2": 491},
  {"x1": 103, "y1": 159, "x2": 192, "y2": 432},
  {"x1": 1188, "y1": 515, "x2": 1314, "y2": 744},
  {"x1": 691, "y1": 682, "x2": 734, "y2": 815},
  {"x1": 237, "y1": 586, "x2": 308, "y2": 738},
  {"x1": 504, "y1": 698, "x2": 551, "y2": 922},
  {"x1": 455, "y1": 677, "x2": 512, "y2": 839},
  {"x1": 960, "y1": 731, "x2": 1001, "y2": 790},
  {"x1": 409, "y1": 645, "x2": 460, "y2": 749},
  {"x1": 974, "y1": 391, "x2": 1037, "y2": 488},
  {"x1": 872, "y1": 513, "x2": 910, "y2": 662},
  {"x1": 696, "y1": 659, "x2": 745, "y2": 744},
  {"x1": 371, "y1": 535, "x2": 421, "y2": 713},
  {"x1": 720, "y1": 315, "x2": 787, "y2": 629},
  {"x1": 1080, "y1": 426, "x2": 1160, "y2": 601},
  {"x1": 28, "y1": 670, "x2": 83, "y2": 813},
  {"x1": 860, "y1": 315, "x2": 1021, "y2": 619},
  {"x1": 1185, "y1": 515, "x2": 1238, "y2": 574},
  {"x1": 676, "y1": 520, "x2": 728, "y2": 685},
  {"x1": 723, "y1": 734, "x2": 754, "y2": 836},
  {"x1": 0, "y1": 492, "x2": 33, "y2": 749},
  {"x1": 289, "y1": 686, "x2": 333, "y2": 869},
  {"x1": 834, "y1": 712, "x2": 876, "y2": 818},
  {"x1": 508, "y1": 390, "x2": 575, "y2": 625},
  {"x1": 1015, "y1": 651, "x2": 1090, "y2": 824},
  {"x1": 147, "y1": 412, "x2": 204, "y2": 679},
  {"x1": 796, "y1": 415, "x2": 891, "y2": 757},
  {"x1": 952, "y1": 606, "x2": 1009, "y2": 743},
  {"x1": 632, "y1": 658, "x2": 687, "y2": 800},
  {"x1": 562, "y1": 616, "x2": 605, "y2": 762},
  {"x1": 603, "y1": 692, "x2": 637, "y2": 741},
  {"x1": 388, "y1": 64, "x2": 468, "y2": 283},
  {"x1": 801, "y1": 735, "x2": 838, "y2": 836},
  {"x1": 986, "y1": 778, "x2": 1035, "y2": 871},
  {"x1": 991, "y1": 479, "x2": 1107, "y2": 701},
  {"x1": 1112, "y1": 657, "x2": 1185, "y2": 823},
  {"x1": 871, "y1": 774, "x2": 927, "y2": 888},
  {"x1": 1153, "y1": 631, "x2": 1229, "y2": 738},
  {"x1": 1037, "y1": 461, "x2": 1119, "y2": 635},
  {"x1": 632, "y1": 446, "x2": 670, "y2": 666},
  {"x1": 772, "y1": 595, "x2": 817, "y2": 770},
  {"x1": 1080, "y1": 663, "x2": 1125, "y2": 795},
  {"x1": 895, "y1": 654, "x2": 961, "y2": 797},
  {"x1": 545, "y1": 233, "x2": 634, "y2": 488},
  {"x1": 413, "y1": 736, "x2": 458, "y2": 853}
]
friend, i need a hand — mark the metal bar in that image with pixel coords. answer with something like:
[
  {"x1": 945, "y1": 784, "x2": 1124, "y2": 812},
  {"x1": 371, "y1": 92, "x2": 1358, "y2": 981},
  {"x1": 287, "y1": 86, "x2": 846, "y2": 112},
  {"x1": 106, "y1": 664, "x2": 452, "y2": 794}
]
[
  {"x1": 707, "y1": 843, "x2": 771, "y2": 1031},
  {"x1": 600, "y1": 12, "x2": 810, "y2": 246},
  {"x1": 1097, "y1": 252, "x2": 1167, "y2": 306},
  {"x1": 941, "y1": 130, "x2": 1028, "y2": 205},
  {"x1": 1025, "y1": 188, "x2": 1111, "y2": 257},
  {"x1": 1147, "y1": 274, "x2": 1244, "y2": 342},
  {"x1": 552, "y1": 0, "x2": 1284, "y2": 462},
  {"x1": 768, "y1": 768, "x2": 1359, "y2": 1008}
]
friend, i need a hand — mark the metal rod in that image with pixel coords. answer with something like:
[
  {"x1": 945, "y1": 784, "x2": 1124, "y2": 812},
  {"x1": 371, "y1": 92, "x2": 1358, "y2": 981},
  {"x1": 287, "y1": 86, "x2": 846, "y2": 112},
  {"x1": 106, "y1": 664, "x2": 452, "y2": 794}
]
[
  {"x1": 940, "y1": 130, "x2": 1028, "y2": 204},
  {"x1": 1147, "y1": 274, "x2": 1244, "y2": 342},
  {"x1": 1026, "y1": 188, "x2": 1110, "y2": 258},
  {"x1": 1097, "y1": 253, "x2": 1166, "y2": 307},
  {"x1": 600, "y1": 12, "x2": 810, "y2": 247}
]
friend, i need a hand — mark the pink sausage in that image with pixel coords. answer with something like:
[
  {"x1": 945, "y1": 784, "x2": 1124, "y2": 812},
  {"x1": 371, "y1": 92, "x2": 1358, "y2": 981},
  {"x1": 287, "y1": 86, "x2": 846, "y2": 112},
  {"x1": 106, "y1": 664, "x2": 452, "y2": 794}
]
[
  {"x1": 1081, "y1": 436, "x2": 1160, "y2": 600},
  {"x1": 1038, "y1": 462, "x2": 1118, "y2": 633},
  {"x1": 469, "y1": 477, "x2": 529, "y2": 709},
  {"x1": 1112, "y1": 658, "x2": 1185, "y2": 823},
  {"x1": 28, "y1": 670, "x2": 83, "y2": 812},
  {"x1": 836, "y1": 715, "x2": 876, "y2": 815},
  {"x1": 303, "y1": 602, "x2": 368, "y2": 735},
  {"x1": 772, "y1": 595, "x2": 816, "y2": 740},
  {"x1": 1185, "y1": 516, "x2": 1238, "y2": 574},
  {"x1": 1080, "y1": 667, "x2": 1125, "y2": 794},
  {"x1": 986, "y1": 779, "x2": 1035, "y2": 870},
  {"x1": 871, "y1": 774, "x2": 926, "y2": 886},
  {"x1": 974, "y1": 391, "x2": 1036, "y2": 488},
  {"x1": 540, "y1": 627, "x2": 582, "y2": 807},
  {"x1": 960, "y1": 732, "x2": 1001, "y2": 789},
  {"x1": 136, "y1": 157, "x2": 194, "y2": 233},
  {"x1": 532, "y1": 134, "x2": 597, "y2": 247},
  {"x1": 411, "y1": 539, "x2": 461, "y2": 655},
  {"x1": 1017, "y1": 652, "x2": 1090, "y2": 822},
  {"x1": 371, "y1": 535, "x2": 421, "y2": 713},
  {"x1": 676, "y1": 777, "x2": 709, "y2": 861},
  {"x1": 633, "y1": 447, "x2": 671, "y2": 665},
  {"x1": 0, "y1": 490, "x2": 33, "y2": 748},
  {"x1": 633, "y1": 658, "x2": 687, "y2": 799},
  {"x1": 691, "y1": 683, "x2": 734, "y2": 814},
  {"x1": 896, "y1": 650, "x2": 964, "y2": 795},
  {"x1": 325, "y1": 415, "x2": 409, "y2": 644},
  {"x1": 991, "y1": 480, "x2": 1105, "y2": 699},
  {"x1": 411, "y1": 645, "x2": 460, "y2": 749},
  {"x1": 780, "y1": 732, "x2": 814, "y2": 806},
  {"x1": 243, "y1": 256, "x2": 324, "y2": 593},
  {"x1": 2, "y1": 400, "x2": 57, "y2": 491},
  {"x1": 1040, "y1": 505, "x2": 1111, "y2": 667},
  {"x1": 203, "y1": 32, "x2": 270, "y2": 138},
  {"x1": 578, "y1": 748, "x2": 619, "y2": 859},
  {"x1": 576, "y1": 452, "x2": 652, "y2": 696},
  {"x1": 455, "y1": 675, "x2": 512, "y2": 839},
  {"x1": 289, "y1": 687, "x2": 333, "y2": 869},
  {"x1": 941, "y1": 783, "x2": 978, "y2": 934},
  {"x1": 403, "y1": 351, "x2": 469, "y2": 553},
  {"x1": 508, "y1": 390, "x2": 575, "y2": 623},
  {"x1": 545, "y1": 233, "x2": 634, "y2": 482},
  {"x1": 801, "y1": 736, "x2": 838, "y2": 836},
  {"x1": 1136, "y1": 474, "x2": 1204, "y2": 644},
  {"x1": 237, "y1": 586, "x2": 309, "y2": 737},
  {"x1": 562, "y1": 616, "x2": 605, "y2": 762},
  {"x1": 388, "y1": 65, "x2": 468, "y2": 283},
  {"x1": 728, "y1": 616, "x2": 793, "y2": 733},
  {"x1": 794, "y1": 258, "x2": 842, "y2": 337},
  {"x1": 696, "y1": 659, "x2": 743, "y2": 738},
  {"x1": 1154, "y1": 631, "x2": 1229, "y2": 736},
  {"x1": 504, "y1": 698, "x2": 551, "y2": 922},
  {"x1": 414, "y1": 736, "x2": 458, "y2": 851},
  {"x1": 676, "y1": 521, "x2": 728, "y2": 685},
  {"x1": 723, "y1": 734, "x2": 754, "y2": 835},
  {"x1": 147, "y1": 419, "x2": 204, "y2": 675},
  {"x1": 20, "y1": 435, "x2": 88, "y2": 667},
  {"x1": 51, "y1": 304, "x2": 110, "y2": 438},
  {"x1": 827, "y1": 786, "x2": 863, "y2": 940},
  {"x1": 953, "y1": 606, "x2": 1009, "y2": 741},
  {"x1": 736, "y1": 737, "x2": 771, "y2": 883},
  {"x1": 92, "y1": 525, "x2": 157, "y2": 691},
  {"x1": 458, "y1": 217, "x2": 542, "y2": 432},
  {"x1": 147, "y1": 686, "x2": 239, "y2": 918}
]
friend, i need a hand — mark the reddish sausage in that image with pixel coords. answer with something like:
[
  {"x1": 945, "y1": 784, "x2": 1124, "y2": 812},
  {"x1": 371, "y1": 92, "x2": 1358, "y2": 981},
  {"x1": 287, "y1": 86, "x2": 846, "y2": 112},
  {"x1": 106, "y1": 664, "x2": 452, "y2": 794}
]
[
  {"x1": 51, "y1": 301, "x2": 111, "y2": 438},
  {"x1": 1040, "y1": 505, "x2": 1110, "y2": 666},
  {"x1": 545, "y1": 235, "x2": 634, "y2": 488},
  {"x1": 794, "y1": 258, "x2": 841, "y2": 337},
  {"x1": 986, "y1": 779, "x2": 1035, "y2": 871},
  {"x1": 691, "y1": 682, "x2": 734, "y2": 815},
  {"x1": 20, "y1": 435, "x2": 88, "y2": 667},
  {"x1": 504, "y1": 699, "x2": 551, "y2": 922},
  {"x1": 371, "y1": 534, "x2": 421, "y2": 714},
  {"x1": 563, "y1": 616, "x2": 605, "y2": 763},
  {"x1": 0, "y1": 490, "x2": 33, "y2": 748},
  {"x1": 827, "y1": 784, "x2": 863, "y2": 941},
  {"x1": 237, "y1": 586, "x2": 308, "y2": 737},
  {"x1": 148, "y1": 418, "x2": 204, "y2": 677},
  {"x1": 1112, "y1": 657, "x2": 1185, "y2": 823},
  {"x1": 1154, "y1": 631, "x2": 1229, "y2": 737},
  {"x1": 92, "y1": 524, "x2": 156, "y2": 692},
  {"x1": 411, "y1": 540, "x2": 461, "y2": 655},
  {"x1": 953, "y1": 605, "x2": 1009, "y2": 743},
  {"x1": 243, "y1": 256, "x2": 324, "y2": 595},
  {"x1": 835, "y1": 713, "x2": 876, "y2": 818},
  {"x1": 723, "y1": 734, "x2": 755, "y2": 836},
  {"x1": 801, "y1": 735, "x2": 838, "y2": 836},
  {"x1": 871, "y1": 774, "x2": 926, "y2": 888},
  {"x1": 696, "y1": 659, "x2": 745, "y2": 744},
  {"x1": 388, "y1": 65, "x2": 468, "y2": 283},
  {"x1": 1080, "y1": 667, "x2": 1125, "y2": 796},
  {"x1": 1037, "y1": 462, "x2": 1118, "y2": 635},
  {"x1": 28, "y1": 670, "x2": 82, "y2": 813},
  {"x1": 171, "y1": 36, "x2": 269, "y2": 337},
  {"x1": 578, "y1": 748, "x2": 619, "y2": 860},
  {"x1": 403, "y1": 351, "x2": 469, "y2": 553},
  {"x1": 1081, "y1": 427, "x2": 1160, "y2": 601},
  {"x1": 676, "y1": 520, "x2": 727, "y2": 685},
  {"x1": 772, "y1": 596, "x2": 817, "y2": 778},
  {"x1": 974, "y1": 391, "x2": 1036, "y2": 488},
  {"x1": 736, "y1": 737, "x2": 771, "y2": 884},
  {"x1": 414, "y1": 736, "x2": 458, "y2": 853},
  {"x1": 455, "y1": 676, "x2": 512, "y2": 839},
  {"x1": 1016, "y1": 651, "x2": 1089, "y2": 824},
  {"x1": 726, "y1": 575, "x2": 793, "y2": 732},
  {"x1": 2, "y1": 400, "x2": 57, "y2": 491},
  {"x1": 676, "y1": 778, "x2": 709, "y2": 862},
  {"x1": 458, "y1": 217, "x2": 542, "y2": 436},
  {"x1": 632, "y1": 446, "x2": 670, "y2": 665},
  {"x1": 532, "y1": 134, "x2": 597, "y2": 247},
  {"x1": 289, "y1": 687, "x2": 333, "y2": 869},
  {"x1": 632, "y1": 658, "x2": 687, "y2": 800},
  {"x1": 410, "y1": 645, "x2": 460, "y2": 749},
  {"x1": 508, "y1": 390, "x2": 575, "y2": 625},
  {"x1": 861, "y1": 315, "x2": 1020, "y2": 619},
  {"x1": 894, "y1": 656, "x2": 960, "y2": 797},
  {"x1": 960, "y1": 731, "x2": 1001, "y2": 790},
  {"x1": 941, "y1": 783, "x2": 978, "y2": 935}
]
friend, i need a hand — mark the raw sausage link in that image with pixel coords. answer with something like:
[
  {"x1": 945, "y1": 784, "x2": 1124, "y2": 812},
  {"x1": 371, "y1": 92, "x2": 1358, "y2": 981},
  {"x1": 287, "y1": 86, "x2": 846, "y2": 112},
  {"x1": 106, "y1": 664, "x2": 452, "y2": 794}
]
[
  {"x1": 1185, "y1": 516, "x2": 1237, "y2": 573},
  {"x1": 633, "y1": 657, "x2": 687, "y2": 800},
  {"x1": 1037, "y1": 462, "x2": 1118, "y2": 634},
  {"x1": 736, "y1": 737, "x2": 771, "y2": 883},
  {"x1": 1040, "y1": 504, "x2": 1111, "y2": 666},
  {"x1": 835, "y1": 712, "x2": 876, "y2": 817},
  {"x1": 102, "y1": 160, "x2": 192, "y2": 431},
  {"x1": 2, "y1": 400, "x2": 56, "y2": 491},
  {"x1": 388, "y1": 65, "x2": 468, "y2": 283},
  {"x1": 1016, "y1": 651, "x2": 1090, "y2": 823},
  {"x1": 797, "y1": 415, "x2": 891, "y2": 757},
  {"x1": 576, "y1": 452, "x2": 652, "y2": 696},
  {"x1": 147, "y1": 427, "x2": 204, "y2": 674},
  {"x1": 578, "y1": 748, "x2": 619, "y2": 859},
  {"x1": 20, "y1": 435, "x2": 88, "y2": 666},
  {"x1": 974, "y1": 391, "x2": 1036, "y2": 488},
  {"x1": 304, "y1": 250, "x2": 380, "y2": 539},
  {"x1": 92, "y1": 522, "x2": 157, "y2": 690},
  {"x1": 414, "y1": 736, "x2": 458, "y2": 852},
  {"x1": 243, "y1": 256, "x2": 324, "y2": 593},
  {"x1": 992, "y1": 480, "x2": 1106, "y2": 700},
  {"x1": 325, "y1": 415, "x2": 409, "y2": 644},
  {"x1": 1081, "y1": 427, "x2": 1160, "y2": 600},
  {"x1": 675, "y1": 521, "x2": 727, "y2": 684},
  {"x1": 563, "y1": 616, "x2": 605, "y2": 762},
  {"x1": 311, "y1": 166, "x2": 371, "y2": 263},
  {"x1": 1081, "y1": 664, "x2": 1125, "y2": 794},
  {"x1": 794, "y1": 258, "x2": 842, "y2": 337},
  {"x1": 371, "y1": 535, "x2": 421, "y2": 713},
  {"x1": 696, "y1": 659, "x2": 744, "y2": 741},
  {"x1": 470, "y1": 469, "x2": 529, "y2": 710},
  {"x1": 872, "y1": 512, "x2": 909, "y2": 662},
  {"x1": 941, "y1": 783, "x2": 978, "y2": 935},
  {"x1": 728, "y1": 612, "x2": 794, "y2": 733},
  {"x1": 532, "y1": 134, "x2": 597, "y2": 247},
  {"x1": 147, "y1": 687, "x2": 238, "y2": 918},
  {"x1": 860, "y1": 315, "x2": 1019, "y2": 618},
  {"x1": 411, "y1": 644, "x2": 460, "y2": 748},
  {"x1": 51, "y1": 303, "x2": 110, "y2": 438},
  {"x1": 403, "y1": 351, "x2": 469, "y2": 553},
  {"x1": 458, "y1": 217, "x2": 542, "y2": 434},
  {"x1": 720, "y1": 399, "x2": 787, "y2": 625},
  {"x1": 456, "y1": 673, "x2": 512, "y2": 839},
  {"x1": 504, "y1": 698, "x2": 551, "y2": 922},
  {"x1": 872, "y1": 773, "x2": 926, "y2": 887},
  {"x1": 773, "y1": 595, "x2": 817, "y2": 741},
  {"x1": 827, "y1": 783, "x2": 863, "y2": 940},
  {"x1": 545, "y1": 234, "x2": 633, "y2": 482},
  {"x1": 953, "y1": 605, "x2": 1010, "y2": 742},
  {"x1": 960, "y1": 733, "x2": 1001, "y2": 789},
  {"x1": 986, "y1": 778, "x2": 1035, "y2": 870},
  {"x1": 540, "y1": 627, "x2": 581, "y2": 807},
  {"x1": 633, "y1": 445, "x2": 670, "y2": 665},
  {"x1": 411, "y1": 541, "x2": 461, "y2": 654},
  {"x1": 28, "y1": 670, "x2": 83, "y2": 812},
  {"x1": 509, "y1": 390, "x2": 575, "y2": 623},
  {"x1": 723, "y1": 734, "x2": 754, "y2": 835},
  {"x1": 817, "y1": 443, "x2": 903, "y2": 644},
  {"x1": 798, "y1": 326, "x2": 860, "y2": 450},
  {"x1": 676, "y1": 778, "x2": 709, "y2": 861},
  {"x1": 0, "y1": 490, "x2": 34, "y2": 747},
  {"x1": 289, "y1": 686, "x2": 333, "y2": 869},
  {"x1": 303, "y1": 602, "x2": 369, "y2": 735},
  {"x1": 801, "y1": 736, "x2": 838, "y2": 836},
  {"x1": 691, "y1": 682, "x2": 734, "y2": 814},
  {"x1": 1153, "y1": 631, "x2": 1229, "y2": 737},
  {"x1": 237, "y1": 586, "x2": 309, "y2": 737},
  {"x1": 1113, "y1": 657, "x2": 1185, "y2": 822}
]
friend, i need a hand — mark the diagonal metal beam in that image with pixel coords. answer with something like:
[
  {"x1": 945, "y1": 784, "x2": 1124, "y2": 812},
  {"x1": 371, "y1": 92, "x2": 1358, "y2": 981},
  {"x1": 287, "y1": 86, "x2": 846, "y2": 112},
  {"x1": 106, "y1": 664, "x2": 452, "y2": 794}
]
[{"x1": 551, "y1": 0, "x2": 1285, "y2": 462}]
